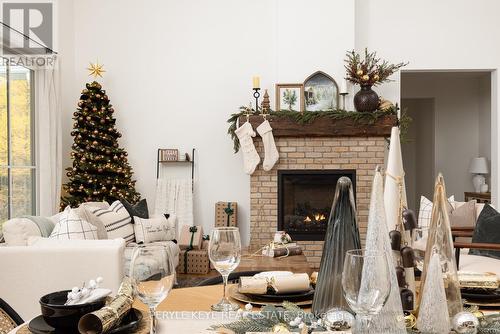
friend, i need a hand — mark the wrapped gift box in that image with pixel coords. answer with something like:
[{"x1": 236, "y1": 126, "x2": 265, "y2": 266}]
[
  {"x1": 215, "y1": 202, "x2": 238, "y2": 227},
  {"x1": 178, "y1": 249, "x2": 211, "y2": 274},
  {"x1": 179, "y1": 225, "x2": 203, "y2": 250}
]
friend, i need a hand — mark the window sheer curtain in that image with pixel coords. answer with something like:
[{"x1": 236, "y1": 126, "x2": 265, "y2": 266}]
[{"x1": 32, "y1": 59, "x2": 62, "y2": 216}]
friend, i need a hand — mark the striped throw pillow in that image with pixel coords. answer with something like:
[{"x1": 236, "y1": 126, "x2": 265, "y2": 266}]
[
  {"x1": 418, "y1": 195, "x2": 454, "y2": 228},
  {"x1": 49, "y1": 206, "x2": 97, "y2": 240},
  {"x1": 90, "y1": 201, "x2": 135, "y2": 244}
]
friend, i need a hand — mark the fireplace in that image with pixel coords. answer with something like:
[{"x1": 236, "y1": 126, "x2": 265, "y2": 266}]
[{"x1": 278, "y1": 169, "x2": 356, "y2": 241}]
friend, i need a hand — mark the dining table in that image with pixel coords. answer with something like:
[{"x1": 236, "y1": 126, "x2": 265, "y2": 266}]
[{"x1": 10, "y1": 284, "x2": 316, "y2": 334}]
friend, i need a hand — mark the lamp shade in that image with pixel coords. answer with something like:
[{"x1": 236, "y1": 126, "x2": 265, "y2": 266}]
[{"x1": 469, "y1": 157, "x2": 489, "y2": 174}]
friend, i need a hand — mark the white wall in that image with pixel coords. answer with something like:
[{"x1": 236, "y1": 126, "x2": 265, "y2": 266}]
[
  {"x1": 402, "y1": 72, "x2": 491, "y2": 202},
  {"x1": 59, "y1": 0, "x2": 355, "y2": 244},
  {"x1": 355, "y1": 0, "x2": 500, "y2": 205}
]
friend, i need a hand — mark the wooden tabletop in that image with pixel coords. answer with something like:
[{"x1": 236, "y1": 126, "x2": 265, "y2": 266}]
[
  {"x1": 238, "y1": 253, "x2": 313, "y2": 274},
  {"x1": 132, "y1": 285, "x2": 237, "y2": 312}
]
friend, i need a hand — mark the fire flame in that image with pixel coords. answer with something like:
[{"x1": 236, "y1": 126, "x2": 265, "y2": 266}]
[{"x1": 304, "y1": 213, "x2": 326, "y2": 223}]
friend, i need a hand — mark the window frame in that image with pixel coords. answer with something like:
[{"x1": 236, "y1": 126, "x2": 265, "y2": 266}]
[{"x1": 1, "y1": 62, "x2": 36, "y2": 221}]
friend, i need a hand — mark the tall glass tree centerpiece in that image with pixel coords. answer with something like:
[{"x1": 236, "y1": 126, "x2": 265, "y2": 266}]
[
  {"x1": 417, "y1": 174, "x2": 462, "y2": 319},
  {"x1": 312, "y1": 176, "x2": 361, "y2": 316}
]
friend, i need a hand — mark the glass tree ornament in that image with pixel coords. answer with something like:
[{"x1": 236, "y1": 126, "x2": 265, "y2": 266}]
[
  {"x1": 312, "y1": 176, "x2": 361, "y2": 316},
  {"x1": 416, "y1": 251, "x2": 451, "y2": 333},
  {"x1": 362, "y1": 167, "x2": 407, "y2": 333},
  {"x1": 418, "y1": 173, "x2": 462, "y2": 319}
]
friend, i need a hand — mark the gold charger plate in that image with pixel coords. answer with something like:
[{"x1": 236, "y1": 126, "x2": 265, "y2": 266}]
[{"x1": 228, "y1": 285, "x2": 312, "y2": 307}]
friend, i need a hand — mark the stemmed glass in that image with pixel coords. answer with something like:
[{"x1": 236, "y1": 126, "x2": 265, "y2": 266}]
[
  {"x1": 342, "y1": 249, "x2": 391, "y2": 333},
  {"x1": 130, "y1": 245, "x2": 176, "y2": 334},
  {"x1": 208, "y1": 227, "x2": 242, "y2": 311}
]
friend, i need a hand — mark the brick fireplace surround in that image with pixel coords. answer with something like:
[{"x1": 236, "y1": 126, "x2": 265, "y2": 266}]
[{"x1": 247, "y1": 117, "x2": 394, "y2": 268}]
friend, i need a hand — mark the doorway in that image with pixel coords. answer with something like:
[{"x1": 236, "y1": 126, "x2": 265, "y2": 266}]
[{"x1": 401, "y1": 71, "x2": 492, "y2": 211}]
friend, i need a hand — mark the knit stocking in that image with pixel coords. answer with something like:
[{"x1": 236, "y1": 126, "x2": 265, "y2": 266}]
[
  {"x1": 257, "y1": 120, "x2": 279, "y2": 171},
  {"x1": 235, "y1": 121, "x2": 260, "y2": 175}
]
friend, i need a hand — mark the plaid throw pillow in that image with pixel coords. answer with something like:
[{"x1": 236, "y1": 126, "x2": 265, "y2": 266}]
[
  {"x1": 49, "y1": 206, "x2": 97, "y2": 240},
  {"x1": 90, "y1": 201, "x2": 134, "y2": 244},
  {"x1": 418, "y1": 195, "x2": 454, "y2": 228}
]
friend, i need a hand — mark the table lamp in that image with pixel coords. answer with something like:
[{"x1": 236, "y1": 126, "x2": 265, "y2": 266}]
[{"x1": 469, "y1": 157, "x2": 489, "y2": 192}]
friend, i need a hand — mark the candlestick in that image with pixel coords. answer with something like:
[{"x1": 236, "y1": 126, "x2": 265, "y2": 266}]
[
  {"x1": 252, "y1": 76, "x2": 260, "y2": 89},
  {"x1": 340, "y1": 92, "x2": 348, "y2": 110},
  {"x1": 253, "y1": 88, "x2": 261, "y2": 113}
]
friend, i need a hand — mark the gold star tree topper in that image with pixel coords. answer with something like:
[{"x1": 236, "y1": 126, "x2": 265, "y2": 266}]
[{"x1": 87, "y1": 61, "x2": 106, "y2": 78}]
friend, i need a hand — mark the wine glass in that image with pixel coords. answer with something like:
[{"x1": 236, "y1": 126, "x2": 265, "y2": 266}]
[
  {"x1": 342, "y1": 249, "x2": 391, "y2": 333},
  {"x1": 413, "y1": 227, "x2": 429, "y2": 271},
  {"x1": 130, "y1": 245, "x2": 176, "y2": 334},
  {"x1": 208, "y1": 227, "x2": 242, "y2": 311}
]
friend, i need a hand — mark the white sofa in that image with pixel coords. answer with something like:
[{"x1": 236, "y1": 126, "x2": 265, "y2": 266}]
[
  {"x1": 0, "y1": 239, "x2": 125, "y2": 320},
  {"x1": 0, "y1": 201, "x2": 181, "y2": 320}
]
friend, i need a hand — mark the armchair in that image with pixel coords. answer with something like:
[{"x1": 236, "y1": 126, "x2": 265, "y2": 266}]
[{"x1": 452, "y1": 227, "x2": 500, "y2": 275}]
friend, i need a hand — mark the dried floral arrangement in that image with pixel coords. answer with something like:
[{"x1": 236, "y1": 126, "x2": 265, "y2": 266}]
[{"x1": 345, "y1": 48, "x2": 408, "y2": 86}]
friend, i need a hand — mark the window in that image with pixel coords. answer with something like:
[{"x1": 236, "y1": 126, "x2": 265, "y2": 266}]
[{"x1": 0, "y1": 65, "x2": 35, "y2": 224}]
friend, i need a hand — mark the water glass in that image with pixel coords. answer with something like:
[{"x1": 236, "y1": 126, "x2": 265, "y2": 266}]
[
  {"x1": 130, "y1": 245, "x2": 176, "y2": 334},
  {"x1": 208, "y1": 227, "x2": 241, "y2": 311},
  {"x1": 342, "y1": 249, "x2": 391, "y2": 333}
]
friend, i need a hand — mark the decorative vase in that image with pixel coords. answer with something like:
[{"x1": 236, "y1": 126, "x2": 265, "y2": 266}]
[
  {"x1": 312, "y1": 176, "x2": 361, "y2": 316},
  {"x1": 354, "y1": 85, "x2": 379, "y2": 112}
]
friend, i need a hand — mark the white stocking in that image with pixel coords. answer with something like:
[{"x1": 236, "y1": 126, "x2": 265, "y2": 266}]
[
  {"x1": 235, "y1": 121, "x2": 260, "y2": 175},
  {"x1": 257, "y1": 120, "x2": 279, "y2": 171}
]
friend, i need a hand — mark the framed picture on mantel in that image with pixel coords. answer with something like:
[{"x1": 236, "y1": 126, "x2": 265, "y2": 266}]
[{"x1": 275, "y1": 83, "x2": 304, "y2": 112}]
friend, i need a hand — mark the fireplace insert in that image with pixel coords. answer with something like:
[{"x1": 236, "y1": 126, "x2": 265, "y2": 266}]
[{"x1": 277, "y1": 169, "x2": 356, "y2": 241}]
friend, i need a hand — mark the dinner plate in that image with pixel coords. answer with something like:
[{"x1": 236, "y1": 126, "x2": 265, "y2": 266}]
[
  {"x1": 246, "y1": 288, "x2": 315, "y2": 301},
  {"x1": 461, "y1": 288, "x2": 500, "y2": 302},
  {"x1": 229, "y1": 285, "x2": 312, "y2": 307},
  {"x1": 28, "y1": 308, "x2": 143, "y2": 334}
]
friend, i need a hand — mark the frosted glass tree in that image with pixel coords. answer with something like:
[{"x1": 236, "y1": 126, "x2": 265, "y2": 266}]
[
  {"x1": 363, "y1": 167, "x2": 406, "y2": 333},
  {"x1": 418, "y1": 174, "x2": 462, "y2": 319},
  {"x1": 416, "y1": 252, "x2": 451, "y2": 333}
]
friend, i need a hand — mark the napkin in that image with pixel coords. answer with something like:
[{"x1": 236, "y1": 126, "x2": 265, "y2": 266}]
[{"x1": 238, "y1": 273, "x2": 311, "y2": 295}]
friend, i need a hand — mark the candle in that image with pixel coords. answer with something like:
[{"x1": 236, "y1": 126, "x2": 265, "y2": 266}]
[
  {"x1": 340, "y1": 79, "x2": 348, "y2": 94},
  {"x1": 252, "y1": 76, "x2": 260, "y2": 89}
]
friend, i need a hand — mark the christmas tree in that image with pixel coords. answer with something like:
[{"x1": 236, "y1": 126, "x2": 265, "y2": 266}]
[{"x1": 61, "y1": 64, "x2": 140, "y2": 208}]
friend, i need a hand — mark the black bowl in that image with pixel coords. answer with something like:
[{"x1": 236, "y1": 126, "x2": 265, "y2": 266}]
[{"x1": 40, "y1": 290, "x2": 106, "y2": 329}]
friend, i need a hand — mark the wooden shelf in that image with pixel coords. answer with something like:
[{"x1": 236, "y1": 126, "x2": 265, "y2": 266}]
[{"x1": 238, "y1": 114, "x2": 397, "y2": 137}]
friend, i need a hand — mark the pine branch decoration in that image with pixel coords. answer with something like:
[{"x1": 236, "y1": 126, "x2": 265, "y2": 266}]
[{"x1": 344, "y1": 48, "x2": 408, "y2": 86}]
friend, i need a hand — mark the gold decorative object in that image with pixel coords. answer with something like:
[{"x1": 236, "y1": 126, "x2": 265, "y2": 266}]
[
  {"x1": 379, "y1": 98, "x2": 395, "y2": 111},
  {"x1": 78, "y1": 277, "x2": 135, "y2": 334},
  {"x1": 272, "y1": 323, "x2": 290, "y2": 332},
  {"x1": 404, "y1": 312, "x2": 417, "y2": 329},
  {"x1": 87, "y1": 61, "x2": 106, "y2": 78}
]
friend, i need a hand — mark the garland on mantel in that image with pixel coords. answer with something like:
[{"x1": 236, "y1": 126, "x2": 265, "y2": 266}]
[{"x1": 227, "y1": 106, "x2": 405, "y2": 153}]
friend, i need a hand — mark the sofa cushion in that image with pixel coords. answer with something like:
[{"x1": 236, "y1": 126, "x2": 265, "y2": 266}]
[
  {"x1": 469, "y1": 204, "x2": 500, "y2": 260},
  {"x1": 3, "y1": 215, "x2": 57, "y2": 246},
  {"x1": 450, "y1": 200, "x2": 477, "y2": 228},
  {"x1": 76, "y1": 204, "x2": 108, "y2": 239},
  {"x1": 121, "y1": 199, "x2": 149, "y2": 223},
  {"x1": 418, "y1": 195, "x2": 454, "y2": 227},
  {"x1": 123, "y1": 241, "x2": 180, "y2": 277},
  {"x1": 90, "y1": 201, "x2": 134, "y2": 244},
  {"x1": 133, "y1": 214, "x2": 176, "y2": 244},
  {"x1": 49, "y1": 207, "x2": 98, "y2": 240}
]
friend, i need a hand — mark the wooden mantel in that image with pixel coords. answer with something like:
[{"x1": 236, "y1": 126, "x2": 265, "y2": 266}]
[{"x1": 239, "y1": 114, "x2": 397, "y2": 137}]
